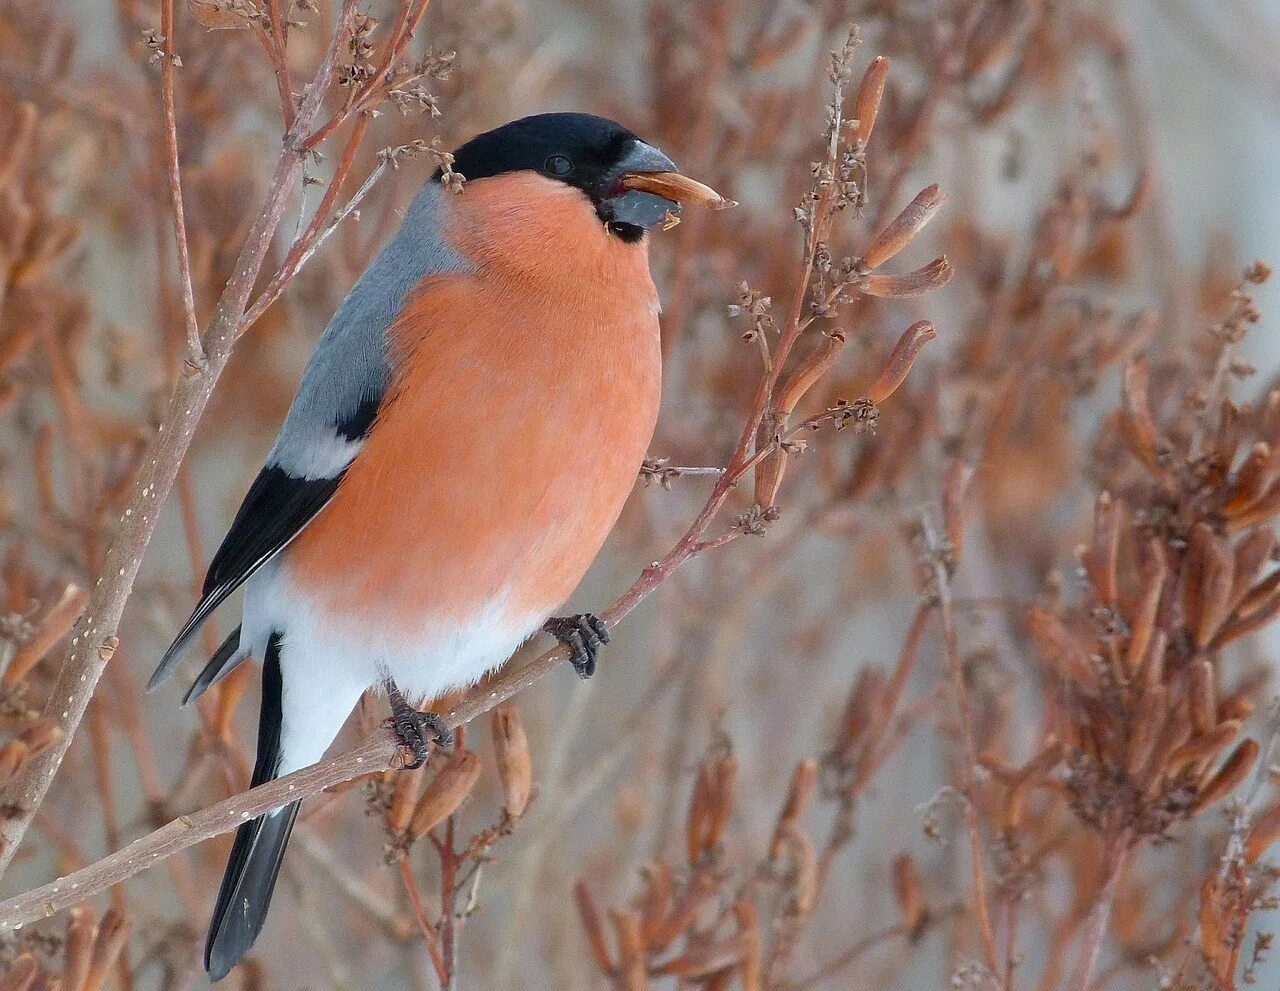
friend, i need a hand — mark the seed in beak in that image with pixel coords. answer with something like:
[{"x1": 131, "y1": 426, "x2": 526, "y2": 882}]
[{"x1": 619, "y1": 171, "x2": 736, "y2": 209}]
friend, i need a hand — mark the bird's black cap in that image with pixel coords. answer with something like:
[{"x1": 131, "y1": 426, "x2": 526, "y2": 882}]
[{"x1": 439, "y1": 112, "x2": 680, "y2": 240}]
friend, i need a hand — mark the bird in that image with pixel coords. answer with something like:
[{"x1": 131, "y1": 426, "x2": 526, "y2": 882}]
[{"x1": 147, "y1": 112, "x2": 724, "y2": 979}]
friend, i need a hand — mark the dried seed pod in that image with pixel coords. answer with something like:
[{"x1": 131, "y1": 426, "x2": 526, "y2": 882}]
[
  {"x1": 1189, "y1": 661, "x2": 1218, "y2": 736},
  {"x1": 81, "y1": 909, "x2": 130, "y2": 991},
  {"x1": 1026, "y1": 607, "x2": 1096, "y2": 692},
  {"x1": 1124, "y1": 540, "x2": 1166, "y2": 673},
  {"x1": 0, "y1": 953, "x2": 37, "y2": 991},
  {"x1": 1245, "y1": 799, "x2": 1280, "y2": 864},
  {"x1": 1142, "y1": 703, "x2": 1193, "y2": 791},
  {"x1": 892, "y1": 854, "x2": 926, "y2": 933},
  {"x1": 1124, "y1": 687, "x2": 1165, "y2": 775},
  {"x1": 866, "y1": 320, "x2": 936, "y2": 405},
  {"x1": 638, "y1": 861, "x2": 675, "y2": 944},
  {"x1": 1230, "y1": 528, "x2": 1276, "y2": 610},
  {"x1": 753, "y1": 449, "x2": 788, "y2": 511},
  {"x1": 651, "y1": 874, "x2": 718, "y2": 951},
  {"x1": 62, "y1": 906, "x2": 98, "y2": 991},
  {"x1": 860, "y1": 186, "x2": 947, "y2": 270},
  {"x1": 779, "y1": 823, "x2": 818, "y2": 914},
  {"x1": 775, "y1": 331, "x2": 846, "y2": 417},
  {"x1": 734, "y1": 901, "x2": 762, "y2": 991},
  {"x1": 1193, "y1": 534, "x2": 1235, "y2": 648},
  {"x1": 1169, "y1": 720, "x2": 1241, "y2": 772},
  {"x1": 2, "y1": 583, "x2": 86, "y2": 685},
  {"x1": 1223, "y1": 442, "x2": 1277, "y2": 515},
  {"x1": 1231, "y1": 570, "x2": 1280, "y2": 621},
  {"x1": 490, "y1": 704, "x2": 533, "y2": 819},
  {"x1": 860, "y1": 257, "x2": 953, "y2": 298},
  {"x1": 0, "y1": 740, "x2": 29, "y2": 790},
  {"x1": 747, "y1": 15, "x2": 809, "y2": 71},
  {"x1": 18, "y1": 717, "x2": 63, "y2": 757},
  {"x1": 406, "y1": 750, "x2": 481, "y2": 839},
  {"x1": 1218, "y1": 695, "x2": 1255, "y2": 723},
  {"x1": 770, "y1": 760, "x2": 818, "y2": 860},
  {"x1": 1142, "y1": 629, "x2": 1168, "y2": 689},
  {"x1": 0, "y1": 102, "x2": 37, "y2": 188},
  {"x1": 386, "y1": 762, "x2": 428, "y2": 835},
  {"x1": 1083, "y1": 492, "x2": 1122, "y2": 607},
  {"x1": 1191, "y1": 739, "x2": 1259, "y2": 814},
  {"x1": 1226, "y1": 482, "x2": 1280, "y2": 533},
  {"x1": 685, "y1": 756, "x2": 739, "y2": 864},
  {"x1": 832, "y1": 667, "x2": 887, "y2": 760},
  {"x1": 657, "y1": 936, "x2": 747, "y2": 979},
  {"x1": 608, "y1": 908, "x2": 650, "y2": 991},
  {"x1": 853, "y1": 56, "x2": 889, "y2": 146},
  {"x1": 1119, "y1": 360, "x2": 1164, "y2": 471},
  {"x1": 941, "y1": 460, "x2": 975, "y2": 561}
]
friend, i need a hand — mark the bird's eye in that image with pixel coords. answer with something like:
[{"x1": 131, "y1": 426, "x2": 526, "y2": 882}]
[{"x1": 544, "y1": 154, "x2": 573, "y2": 178}]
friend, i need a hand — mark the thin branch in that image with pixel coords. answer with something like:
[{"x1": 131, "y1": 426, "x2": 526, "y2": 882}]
[
  {"x1": 158, "y1": 0, "x2": 204, "y2": 367},
  {"x1": 1065, "y1": 833, "x2": 1132, "y2": 991},
  {"x1": 0, "y1": 0, "x2": 359, "y2": 882},
  {"x1": 921, "y1": 511, "x2": 1002, "y2": 980}
]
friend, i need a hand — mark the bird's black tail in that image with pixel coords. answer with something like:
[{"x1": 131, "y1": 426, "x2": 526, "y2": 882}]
[{"x1": 205, "y1": 632, "x2": 299, "y2": 980}]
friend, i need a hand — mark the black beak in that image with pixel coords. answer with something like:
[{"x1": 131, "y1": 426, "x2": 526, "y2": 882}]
[{"x1": 602, "y1": 141, "x2": 683, "y2": 232}]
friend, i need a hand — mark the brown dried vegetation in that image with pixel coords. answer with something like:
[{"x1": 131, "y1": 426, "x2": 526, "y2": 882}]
[{"x1": 0, "y1": 1, "x2": 1277, "y2": 990}]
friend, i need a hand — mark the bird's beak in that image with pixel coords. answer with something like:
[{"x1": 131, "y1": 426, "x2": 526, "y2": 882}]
[
  {"x1": 602, "y1": 141, "x2": 733, "y2": 232},
  {"x1": 617, "y1": 171, "x2": 732, "y2": 209}
]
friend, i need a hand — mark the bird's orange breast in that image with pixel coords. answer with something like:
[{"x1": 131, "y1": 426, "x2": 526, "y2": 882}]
[{"x1": 286, "y1": 172, "x2": 662, "y2": 630}]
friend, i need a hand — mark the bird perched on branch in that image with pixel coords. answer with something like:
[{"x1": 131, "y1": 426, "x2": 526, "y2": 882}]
[{"x1": 148, "y1": 112, "x2": 725, "y2": 979}]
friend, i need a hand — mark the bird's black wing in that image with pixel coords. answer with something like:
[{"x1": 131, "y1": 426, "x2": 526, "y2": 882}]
[{"x1": 147, "y1": 467, "x2": 343, "y2": 691}]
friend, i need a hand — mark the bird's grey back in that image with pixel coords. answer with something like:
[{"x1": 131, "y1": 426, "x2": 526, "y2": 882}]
[{"x1": 269, "y1": 181, "x2": 473, "y2": 478}]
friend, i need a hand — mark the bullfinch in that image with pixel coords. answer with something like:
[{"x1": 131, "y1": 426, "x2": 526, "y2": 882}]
[{"x1": 146, "y1": 112, "x2": 723, "y2": 979}]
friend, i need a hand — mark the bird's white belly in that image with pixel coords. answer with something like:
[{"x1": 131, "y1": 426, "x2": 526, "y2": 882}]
[{"x1": 241, "y1": 559, "x2": 544, "y2": 773}]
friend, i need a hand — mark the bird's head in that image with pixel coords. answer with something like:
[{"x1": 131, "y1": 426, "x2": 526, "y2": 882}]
[{"x1": 441, "y1": 112, "x2": 727, "y2": 243}]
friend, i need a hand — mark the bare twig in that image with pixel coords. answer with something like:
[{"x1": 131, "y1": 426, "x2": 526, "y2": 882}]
[{"x1": 0, "y1": 0, "x2": 360, "y2": 881}]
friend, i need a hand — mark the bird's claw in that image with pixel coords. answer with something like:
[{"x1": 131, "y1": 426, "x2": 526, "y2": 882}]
[
  {"x1": 386, "y1": 681, "x2": 453, "y2": 769},
  {"x1": 544, "y1": 613, "x2": 611, "y2": 679}
]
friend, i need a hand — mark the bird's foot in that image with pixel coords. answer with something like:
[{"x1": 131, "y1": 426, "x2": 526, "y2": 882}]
[
  {"x1": 385, "y1": 681, "x2": 453, "y2": 770},
  {"x1": 543, "y1": 613, "x2": 611, "y2": 679}
]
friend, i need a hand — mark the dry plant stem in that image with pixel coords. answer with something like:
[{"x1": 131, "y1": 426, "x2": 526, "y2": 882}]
[
  {"x1": 923, "y1": 513, "x2": 1001, "y2": 978},
  {"x1": 791, "y1": 903, "x2": 964, "y2": 991},
  {"x1": 0, "y1": 0, "x2": 357, "y2": 882},
  {"x1": 1065, "y1": 834, "x2": 1131, "y2": 991},
  {"x1": 399, "y1": 856, "x2": 448, "y2": 984},
  {"x1": 263, "y1": 0, "x2": 296, "y2": 131},
  {"x1": 159, "y1": 0, "x2": 202, "y2": 367},
  {"x1": 0, "y1": 39, "x2": 935, "y2": 939},
  {"x1": 0, "y1": 432, "x2": 900, "y2": 924}
]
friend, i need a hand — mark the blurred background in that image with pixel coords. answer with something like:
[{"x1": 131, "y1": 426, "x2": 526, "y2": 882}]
[{"x1": 2, "y1": 1, "x2": 1280, "y2": 989}]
